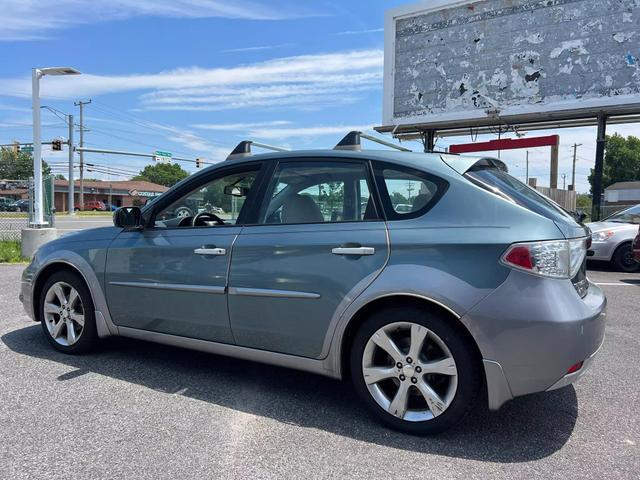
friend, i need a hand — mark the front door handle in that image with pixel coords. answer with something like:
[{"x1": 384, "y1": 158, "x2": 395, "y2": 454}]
[
  {"x1": 331, "y1": 246, "x2": 375, "y2": 256},
  {"x1": 194, "y1": 247, "x2": 226, "y2": 256}
]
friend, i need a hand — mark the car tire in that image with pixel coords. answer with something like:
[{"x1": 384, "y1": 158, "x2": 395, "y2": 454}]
[
  {"x1": 350, "y1": 306, "x2": 481, "y2": 435},
  {"x1": 38, "y1": 271, "x2": 98, "y2": 354},
  {"x1": 612, "y1": 242, "x2": 639, "y2": 272}
]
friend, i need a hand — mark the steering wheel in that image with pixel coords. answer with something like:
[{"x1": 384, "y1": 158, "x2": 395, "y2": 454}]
[{"x1": 192, "y1": 211, "x2": 226, "y2": 227}]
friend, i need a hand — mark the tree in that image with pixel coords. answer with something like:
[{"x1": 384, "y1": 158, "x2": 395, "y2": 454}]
[
  {"x1": 133, "y1": 162, "x2": 189, "y2": 187},
  {"x1": 0, "y1": 148, "x2": 51, "y2": 179},
  {"x1": 588, "y1": 134, "x2": 640, "y2": 194}
]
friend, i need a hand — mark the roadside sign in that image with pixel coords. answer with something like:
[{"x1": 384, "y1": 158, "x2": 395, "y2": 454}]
[
  {"x1": 154, "y1": 150, "x2": 172, "y2": 163},
  {"x1": 22, "y1": 146, "x2": 34, "y2": 153}
]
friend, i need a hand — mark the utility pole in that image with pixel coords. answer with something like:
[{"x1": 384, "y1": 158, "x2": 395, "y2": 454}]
[
  {"x1": 67, "y1": 114, "x2": 74, "y2": 215},
  {"x1": 571, "y1": 143, "x2": 582, "y2": 191},
  {"x1": 562, "y1": 173, "x2": 567, "y2": 190},
  {"x1": 592, "y1": 114, "x2": 607, "y2": 221},
  {"x1": 525, "y1": 150, "x2": 529, "y2": 184},
  {"x1": 74, "y1": 99, "x2": 91, "y2": 211}
]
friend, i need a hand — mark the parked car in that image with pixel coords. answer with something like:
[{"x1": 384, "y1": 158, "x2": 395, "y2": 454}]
[
  {"x1": 74, "y1": 200, "x2": 106, "y2": 211},
  {"x1": 633, "y1": 226, "x2": 640, "y2": 263},
  {"x1": 9, "y1": 199, "x2": 29, "y2": 212},
  {"x1": 586, "y1": 204, "x2": 640, "y2": 272},
  {"x1": 104, "y1": 203, "x2": 119, "y2": 212},
  {"x1": 20, "y1": 141, "x2": 605, "y2": 434},
  {"x1": 0, "y1": 196, "x2": 15, "y2": 211}
]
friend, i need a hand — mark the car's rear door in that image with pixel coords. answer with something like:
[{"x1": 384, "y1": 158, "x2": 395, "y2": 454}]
[
  {"x1": 227, "y1": 158, "x2": 389, "y2": 358},
  {"x1": 105, "y1": 162, "x2": 265, "y2": 343}
]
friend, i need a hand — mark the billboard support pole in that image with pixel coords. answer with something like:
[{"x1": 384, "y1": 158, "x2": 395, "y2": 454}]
[
  {"x1": 421, "y1": 130, "x2": 436, "y2": 152},
  {"x1": 550, "y1": 142, "x2": 559, "y2": 188},
  {"x1": 591, "y1": 113, "x2": 607, "y2": 221}
]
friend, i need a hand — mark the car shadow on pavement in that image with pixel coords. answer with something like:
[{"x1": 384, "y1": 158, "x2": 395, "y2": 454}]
[{"x1": 2, "y1": 324, "x2": 578, "y2": 463}]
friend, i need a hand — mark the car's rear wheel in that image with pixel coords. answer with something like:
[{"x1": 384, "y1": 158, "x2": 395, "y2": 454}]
[
  {"x1": 612, "y1": 242, "x2": 639, "y2": 272},
  {"x1": 39, "y1": 271, "x2": 98, "y2": 354},
  {"x1": 350, "y1": 306, "x2": 481, "y2": 434}
]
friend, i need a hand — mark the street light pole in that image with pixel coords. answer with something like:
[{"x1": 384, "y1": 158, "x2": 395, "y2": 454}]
[
  {"x1": 31, "y1": 66, "x2": 81, "y2": 227},
  {"x1": 31, "y1": 68, "x2": 43, "y2": 226},
  {"x1": 68, "y1": 114, "x2": 74, "y2": 215}
]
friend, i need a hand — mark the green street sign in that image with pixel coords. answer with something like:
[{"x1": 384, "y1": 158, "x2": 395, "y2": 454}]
[
  {"x1": 22, "y1": 146, "x2": 34, "y2": 153},
  {"x1": 154, "y1": 150, "x2": 172, "y2": 158}
]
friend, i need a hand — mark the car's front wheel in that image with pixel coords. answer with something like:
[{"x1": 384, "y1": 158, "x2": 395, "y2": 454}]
[
  {"x1": 39, "y1": 271, "x2": 98, "y2": 354},
  {"x1": 350, "y1": 306, "x2": 481, "y2": 434},
  {"x1": 612, "y1": 242, "x2": 639, "y2": 272}
]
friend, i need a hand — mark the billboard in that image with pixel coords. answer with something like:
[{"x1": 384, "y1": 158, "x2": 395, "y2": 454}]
[{"x1": 382, "y1": 0, "x2": 640, "y2": 130}]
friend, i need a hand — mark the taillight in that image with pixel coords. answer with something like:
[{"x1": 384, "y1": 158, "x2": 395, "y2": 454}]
[{"x1": 501, "y1": 238, "x2": 587, "y2": 279}]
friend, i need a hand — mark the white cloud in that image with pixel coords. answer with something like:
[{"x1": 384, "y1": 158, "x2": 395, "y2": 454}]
[
  {"x1": 191, "y1": 121, "x2": 292, "y2": 131},
  {"x1": 0, "y1": 0, "x2": 319, "y2": 41},
  {"x1": 243, "y1": 124, "x2": 374, "y2": 140},
  {"x1": 222, "y1": 44, "x2": 293, "y2": 53},
  {"x1": 0, "y1": 49, "x2": 384, "y2": 112},
  {"x1": 336, "y1": 28, "x2": 384, "y2": 35}
]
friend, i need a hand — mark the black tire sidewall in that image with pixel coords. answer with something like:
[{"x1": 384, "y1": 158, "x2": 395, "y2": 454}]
[
  {"x1": 613, "y1": 243, "x2": 639, "y2": 272},
  {"x1": 38, "y1": 271, "x2": 98, "y2": 354},
  {"x1": 350, "y1": 306, "x2": 481, "y2": 435}
]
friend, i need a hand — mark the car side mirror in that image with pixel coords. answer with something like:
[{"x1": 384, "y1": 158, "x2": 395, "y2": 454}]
[
  {"x1": 578, "y1": 212, "x2": 587, "y2": 223},
  {"x1": 223, "y1": 185, "x2": 249, "y2": 197},
  {"x1": 113, "y1": 206, "x2": 143, "y2": 230}
]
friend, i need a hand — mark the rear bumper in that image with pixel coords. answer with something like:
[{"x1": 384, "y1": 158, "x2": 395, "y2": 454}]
[
  {"x1": 546, "y1": 336, "x2": 604, "y2": 391},
  {"x1": 463, "y1": 270, "x2": 607, "y2": 409}
]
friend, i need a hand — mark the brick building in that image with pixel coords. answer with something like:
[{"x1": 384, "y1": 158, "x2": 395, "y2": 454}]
[{"x1": 54, "y1": 179, "x2": 168, "y2": 211}]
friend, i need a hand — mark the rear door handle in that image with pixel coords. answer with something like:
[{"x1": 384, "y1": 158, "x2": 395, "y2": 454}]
[
  {"x1": 331, "y1": 246, "x2": 375, "y2": 256},
  {"x1": 194, "y1": 247, "x2": 226, "y2": 256}
]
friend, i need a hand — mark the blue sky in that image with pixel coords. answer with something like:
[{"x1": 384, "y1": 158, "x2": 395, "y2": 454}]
[{"x1": 0, "y1": 0, "x2": 637, "y2": 192}]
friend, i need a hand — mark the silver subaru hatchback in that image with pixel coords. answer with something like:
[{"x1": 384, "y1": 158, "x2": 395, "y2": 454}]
[{"x1": 20, "y1": 136, "x2": 606, "y2": 434}]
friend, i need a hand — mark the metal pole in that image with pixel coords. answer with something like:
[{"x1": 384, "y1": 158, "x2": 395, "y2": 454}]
[
  {"x1": 591, "y1": 113, "x2": 607, "y2": 221},
  {"x1": 550, "y1": 142, "x2": 559, "y2": 189},
  {"x1": 68, "y1": 114, "x2": 74, "y2": 215},
  {"x1": 422, "y1": 130, "x2": 436, "y2": 152},
  {"x1": 525, "y1": 150, "x2": 529, "y2": 183},
  {"x1": 75, "y1": 100, "x2": 91, "y2": 211},
  {"x1": 31, "y1": 68, "x2": 44, "y2": 226}
]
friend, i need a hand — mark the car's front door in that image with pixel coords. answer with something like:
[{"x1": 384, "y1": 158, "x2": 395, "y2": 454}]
[
  {"x1": 105, "y1": 163, "x2": 263, "y2": 343},
  {"x1": 228, "y1": 159, "x2": 389, "y2": 358}
]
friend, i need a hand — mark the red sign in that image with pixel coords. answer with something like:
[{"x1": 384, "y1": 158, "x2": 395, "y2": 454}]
[{"x1": 449, "y1": 135, "x2": 559, "y2": 154}]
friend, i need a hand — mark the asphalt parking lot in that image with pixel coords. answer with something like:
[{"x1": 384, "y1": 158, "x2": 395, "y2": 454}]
[{"x1": 0, "y1": 264, "x2": 638, "y2": 479}]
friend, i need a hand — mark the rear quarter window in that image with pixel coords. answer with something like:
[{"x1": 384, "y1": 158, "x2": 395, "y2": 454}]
[{"x1": 373, "y1": 162, "x2": 448, "y2": 220}]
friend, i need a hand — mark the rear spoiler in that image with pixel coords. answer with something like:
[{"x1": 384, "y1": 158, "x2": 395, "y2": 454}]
[{"x1": 440, "y1": 154, "x2": 508, "y2": 175}]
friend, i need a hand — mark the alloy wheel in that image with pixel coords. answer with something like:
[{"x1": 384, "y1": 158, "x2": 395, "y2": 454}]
[
  {"x1": 42, "y1": 282, "x2": 85, "y2": 346},
  {"x1": 362, "y1": 321, "x2": 458, "y2": 422}
]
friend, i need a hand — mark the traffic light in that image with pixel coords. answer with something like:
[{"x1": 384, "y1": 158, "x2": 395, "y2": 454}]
[
  {"x1": 196, "y1": 158, "x2": 202, "y2": 168},
  {"x1": 52, "y1": 139, "x2": 62, "y2": 151}
]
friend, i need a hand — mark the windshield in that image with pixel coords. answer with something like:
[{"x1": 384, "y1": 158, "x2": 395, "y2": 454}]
[
  {"x1": 465, "y1": 166, "x2": 577, "y2": 225},
  {"x1": 604, "y1": 204, "x2": 640, "y2": 224}
]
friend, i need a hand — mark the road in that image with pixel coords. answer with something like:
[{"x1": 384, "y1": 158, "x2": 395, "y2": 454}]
[
  {"x1": 55, "y1": 215, "x2": 114, "y2": 233},
  {"x1": 0, "y1": 265, "x2": 638, "y2": 479}
]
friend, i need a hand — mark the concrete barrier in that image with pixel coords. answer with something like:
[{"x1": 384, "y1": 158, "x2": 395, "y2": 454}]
[{"x1": 21, "y1": 228, "x2": 57, "y2": 258}]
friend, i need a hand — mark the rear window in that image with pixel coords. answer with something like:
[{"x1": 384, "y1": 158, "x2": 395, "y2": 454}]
[{"x1": 465, "y1": 164, "x2": 576, "y2": 224}]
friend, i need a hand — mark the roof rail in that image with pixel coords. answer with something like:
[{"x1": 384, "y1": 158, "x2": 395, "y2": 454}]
[
  {"x1": 334, "y1": 131, "x2": 412, "y2": 152},
  {"x1": 226, "y1": 140, "x2": 289, "y2": 160}
]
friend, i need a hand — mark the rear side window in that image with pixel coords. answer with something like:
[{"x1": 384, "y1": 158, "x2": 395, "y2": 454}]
[
  {"x1": 374, "y1": 163, "x2": 447, "y2": 220},
  {"x1": 465, "y1": 166, "x2": 576, "y2": 224}
]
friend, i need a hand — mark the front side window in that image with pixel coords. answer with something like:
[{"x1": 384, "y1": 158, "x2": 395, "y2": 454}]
[
  {"x1": 259, "y1": 161, "x2": 377, "y2": 224},
  {"x1": 154, "y1": 168, "x2": 259, "y2": 228},
  {"x1": 375, "y1": 164, "x2": 445, "y2": 219}
]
